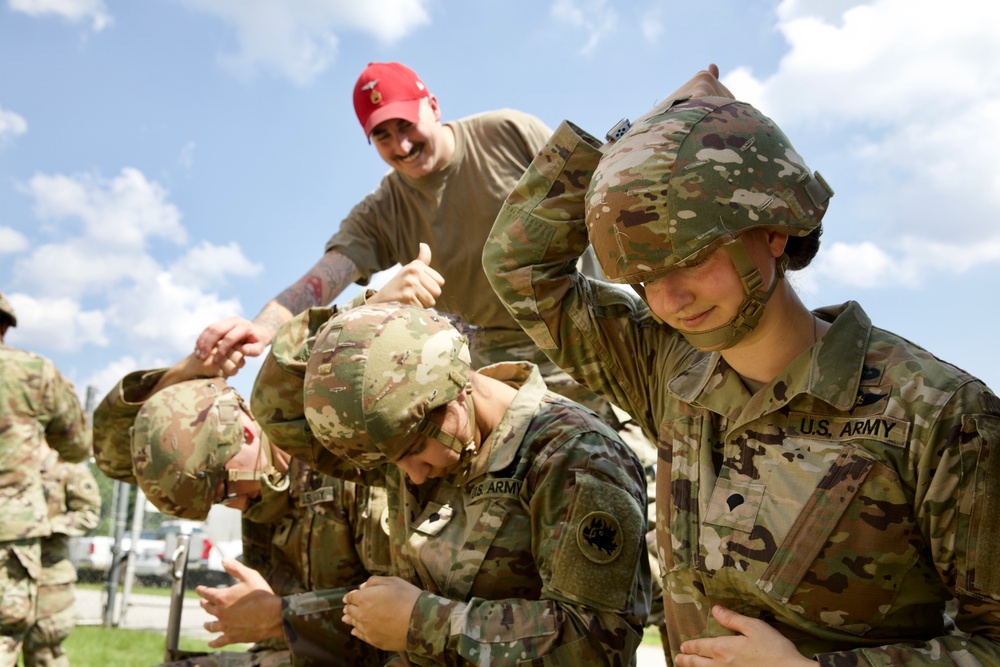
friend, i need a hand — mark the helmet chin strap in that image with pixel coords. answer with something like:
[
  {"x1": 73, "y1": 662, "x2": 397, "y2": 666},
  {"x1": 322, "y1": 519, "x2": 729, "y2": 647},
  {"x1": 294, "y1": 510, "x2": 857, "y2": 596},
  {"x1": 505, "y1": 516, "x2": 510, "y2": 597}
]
[
  {"x1": 676, "y1": 239, "x2": 788, "y2": 351},
  {"x1": 227, "y1": 437, "x2": 290, "y2": 492},
  {"x1": 417, "y1": 386, "x2": 477, "y2": 456}
]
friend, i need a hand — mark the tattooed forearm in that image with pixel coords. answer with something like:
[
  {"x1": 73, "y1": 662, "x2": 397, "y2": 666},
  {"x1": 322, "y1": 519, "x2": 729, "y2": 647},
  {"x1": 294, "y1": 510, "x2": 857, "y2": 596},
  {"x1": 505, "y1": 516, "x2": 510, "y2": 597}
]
[{"x1": 271, "y1": 251, "x2": 360, "y2": 316}]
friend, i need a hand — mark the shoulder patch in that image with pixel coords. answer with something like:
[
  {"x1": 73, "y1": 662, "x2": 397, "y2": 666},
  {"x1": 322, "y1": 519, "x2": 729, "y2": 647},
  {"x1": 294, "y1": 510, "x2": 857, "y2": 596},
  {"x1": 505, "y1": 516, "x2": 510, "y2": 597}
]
[{"x1": 578, "y1": 511, "x2": 622, "y2": 563}]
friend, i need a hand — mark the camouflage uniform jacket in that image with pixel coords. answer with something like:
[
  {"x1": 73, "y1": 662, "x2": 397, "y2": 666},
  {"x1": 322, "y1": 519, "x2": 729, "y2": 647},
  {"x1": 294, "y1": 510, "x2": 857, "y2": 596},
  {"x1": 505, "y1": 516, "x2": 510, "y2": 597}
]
[
  {"x1": 254, "y1": 311, "x2": 652, "y2": 666},
  {"x1": 38, "y1": 448, "x2": 101, "y2": 586},
  {"x1": 92, "y1": 367, "x2": 391, "y2": 667},
  {"x1": 0, "y1": 344, "x2": 91, "y2": 543},
  {"x1": 483, "y1": 120, "x2": 1000, "y2": 666}
]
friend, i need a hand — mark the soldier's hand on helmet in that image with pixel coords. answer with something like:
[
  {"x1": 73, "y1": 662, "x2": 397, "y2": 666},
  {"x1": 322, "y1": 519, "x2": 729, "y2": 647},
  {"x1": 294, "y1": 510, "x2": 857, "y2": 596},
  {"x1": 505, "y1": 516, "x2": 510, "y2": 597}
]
[
  {"x1": 195, "y1": 317, "x2": 271, "y2": 367},
  {"x1": 676, "y1": 605, "x2": 818, "y2": 667},
  {"x1": 620, "y1": 64, "x2": 735, "y2": 144},
  {"x1": 150, "y1": 352, "x2": 243, "y2": 395},
  {"x1": 674, "y1": 63, "x2": 734, "y2": 100},
  {"x1": 342, "y1": 575, "x2": 422, "y2": 651},
  {"x1": 370, "y1": 242, "x2": 444, "y2": 308},
  {"x1": 196, "y1": 558, "x2": 283, "y2": 647}
]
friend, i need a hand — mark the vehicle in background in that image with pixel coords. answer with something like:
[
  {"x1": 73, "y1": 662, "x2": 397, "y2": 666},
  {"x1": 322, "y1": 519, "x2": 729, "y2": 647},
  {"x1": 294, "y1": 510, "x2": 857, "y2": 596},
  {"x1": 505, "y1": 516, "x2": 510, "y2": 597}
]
[
  {"x1": 69, "y1": 530, "x2": 167, "y2": 586},
  {"x1": 157, "y1": 519, "x2": 240, "y2": 587}
]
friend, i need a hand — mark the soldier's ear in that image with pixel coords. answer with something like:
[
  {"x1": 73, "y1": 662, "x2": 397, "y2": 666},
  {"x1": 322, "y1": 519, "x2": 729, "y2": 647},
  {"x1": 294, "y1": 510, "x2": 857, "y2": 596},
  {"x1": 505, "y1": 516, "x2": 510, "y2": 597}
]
[{"x1": 243, "y1": 426, "x2": 255, "y2": 445}]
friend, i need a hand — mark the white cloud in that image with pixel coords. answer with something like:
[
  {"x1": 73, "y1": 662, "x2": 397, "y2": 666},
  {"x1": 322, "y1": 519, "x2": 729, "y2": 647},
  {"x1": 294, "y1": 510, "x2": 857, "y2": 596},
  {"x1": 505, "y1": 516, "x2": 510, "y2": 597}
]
[
  {"x1": 24, "y1": 168, "x2": 187, "y2": 249},
  {"x1": 0, "y1": 105, "x2": 28, "y2": 142},
  {"x1": 8, "y1": 167, "x2": 263, "y2": 367},
  {"x1": 173, "y1": 0, "x2": 432, "y2": 84},
  {"x1": 0, "y1": 227, "x2": 28, "y2": 253},
  {"x1": 3, "y1": 292, "x2": 107, "y2": 352},
  {"x1": 720, "y1": 0, "x2": 1000, "y2": 290},
  {"x1": 106, "y1": 272, "x2": 249, "y2": 356},
  {"x1": 8, "y1": 0, "x2": 113, "y2": 31},
  {"x1": 550, "y1": 0, "x2": 618, "y2": 54},
  {"x1": 168, "y1": 241, "x2": 263, "y2": 289},
  {"x1": 813, "y1": 238, "x2": 1000, "y2": 288}
]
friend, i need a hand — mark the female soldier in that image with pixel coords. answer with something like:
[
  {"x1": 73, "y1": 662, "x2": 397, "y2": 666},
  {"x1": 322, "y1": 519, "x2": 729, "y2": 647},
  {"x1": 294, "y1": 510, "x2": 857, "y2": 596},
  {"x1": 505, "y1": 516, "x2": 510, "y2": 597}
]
[
  {"x1": 252, "y1": 302, "x2": 652, "y2": 665},
  {"x1": 483, "y1": 69, "x2": 1000, "y2": 665}
]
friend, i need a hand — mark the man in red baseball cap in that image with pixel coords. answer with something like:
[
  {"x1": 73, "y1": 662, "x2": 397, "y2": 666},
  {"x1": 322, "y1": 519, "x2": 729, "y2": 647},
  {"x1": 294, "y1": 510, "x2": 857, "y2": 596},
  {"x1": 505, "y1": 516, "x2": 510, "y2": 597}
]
[
  {"x1": 195, "y1": 60, "x2": 560, "y2": 380},
  {"x1": 350, "y1": 61, "x2": 454, "y2": 181},
  {"x1": 195, "y1": 59, "x2": 655, "y2": 476}
]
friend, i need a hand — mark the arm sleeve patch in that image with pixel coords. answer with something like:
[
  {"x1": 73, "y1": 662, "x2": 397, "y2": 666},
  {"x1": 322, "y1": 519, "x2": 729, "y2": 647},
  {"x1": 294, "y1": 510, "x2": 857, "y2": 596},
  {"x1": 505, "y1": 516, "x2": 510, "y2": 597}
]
[
  {"x1": 972, "y1": 414, "x2": 1000, "y2": 596},
  {"x1": 549, "y1": 472, "x2": 643, "y2": 611}
]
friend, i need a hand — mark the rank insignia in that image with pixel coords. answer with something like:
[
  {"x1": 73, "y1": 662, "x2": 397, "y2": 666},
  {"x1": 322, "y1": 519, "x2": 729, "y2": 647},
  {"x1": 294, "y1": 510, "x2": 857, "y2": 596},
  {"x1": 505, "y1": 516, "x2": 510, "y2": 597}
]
[{"x1": 578, "y1": 511, "x2": 622, "y2": 563}]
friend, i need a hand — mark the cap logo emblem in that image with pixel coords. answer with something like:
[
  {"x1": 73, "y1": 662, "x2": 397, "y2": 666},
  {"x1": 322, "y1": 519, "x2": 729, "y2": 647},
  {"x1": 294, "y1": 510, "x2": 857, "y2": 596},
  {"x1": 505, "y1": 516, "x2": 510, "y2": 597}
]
[{"x1": 361, "y1": 79, "x2": 381, "y2": 105}]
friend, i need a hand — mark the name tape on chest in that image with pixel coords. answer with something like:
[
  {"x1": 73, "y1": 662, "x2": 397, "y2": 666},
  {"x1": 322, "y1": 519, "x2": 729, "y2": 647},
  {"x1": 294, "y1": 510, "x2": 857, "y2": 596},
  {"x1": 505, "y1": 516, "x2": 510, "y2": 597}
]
[
  {"x1": 469, "y1": 478, "x2": 523, "y2": 503},
  {"x1": 298, "y1": 486, "x2": 335, "y2": 506},
  {"x1": 787, "y1": 412, "x2": 910, "y2": 447}
]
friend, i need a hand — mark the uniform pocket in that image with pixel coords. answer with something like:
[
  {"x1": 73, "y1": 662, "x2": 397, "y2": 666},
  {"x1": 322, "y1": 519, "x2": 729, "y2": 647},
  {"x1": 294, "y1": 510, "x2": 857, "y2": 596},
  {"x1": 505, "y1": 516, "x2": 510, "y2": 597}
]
[{"x1": 757, "y1": 445, "x2": 922, "y2": 635}]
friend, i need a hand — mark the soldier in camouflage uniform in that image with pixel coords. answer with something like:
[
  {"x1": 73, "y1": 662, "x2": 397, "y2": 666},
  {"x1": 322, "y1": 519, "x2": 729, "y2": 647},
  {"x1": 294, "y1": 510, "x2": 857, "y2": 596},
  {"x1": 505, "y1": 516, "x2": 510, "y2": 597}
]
[
  {"x1": 483, "y1": 67, "x2": 1000, "y2": 665},
  {"x1": 21, "y1": 442, "x2": 101, "y2": 667},
  {"x1": 0, "y1": 291, "x2": 91, "y2": 666},
  {"x1": 252, "y1": 302, "x2": 652, "y2": 666},
  {"x1": 92, "y1": 348, "x2": 392, "y2": 667}
]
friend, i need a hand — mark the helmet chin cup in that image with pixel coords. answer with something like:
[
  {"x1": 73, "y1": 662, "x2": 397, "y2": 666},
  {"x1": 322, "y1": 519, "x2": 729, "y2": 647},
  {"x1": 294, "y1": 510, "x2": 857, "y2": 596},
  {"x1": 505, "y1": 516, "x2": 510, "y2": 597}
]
[{"x1": 675, "y1": 241, "x2": 787, "y2": 351}]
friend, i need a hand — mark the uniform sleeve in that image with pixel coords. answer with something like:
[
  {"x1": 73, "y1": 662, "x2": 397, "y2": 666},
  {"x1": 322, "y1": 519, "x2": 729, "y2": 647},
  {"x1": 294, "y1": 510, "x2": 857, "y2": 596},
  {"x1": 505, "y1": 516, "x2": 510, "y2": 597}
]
[
  {"x1": 41, "y1": 360, "x2": 91, "y2": 464},
  {"x1": 282, "y1": 588, "x2": 391, "y2": 666},
  {"x1": 817, "y1": 382, "x2": 1000, "y2": 666},
  {"x1": 49, "y1": 462, "x2": 102, "y2": 536},
  {"x1": 91, "y1": 368, "x2": 169, "y2": 484},
  {"x1": 483, "y1": 120, "x2": 663, "y2": 435},
  {"x1": 406, "y1": 424, "x2": 650, "y2": 665}
]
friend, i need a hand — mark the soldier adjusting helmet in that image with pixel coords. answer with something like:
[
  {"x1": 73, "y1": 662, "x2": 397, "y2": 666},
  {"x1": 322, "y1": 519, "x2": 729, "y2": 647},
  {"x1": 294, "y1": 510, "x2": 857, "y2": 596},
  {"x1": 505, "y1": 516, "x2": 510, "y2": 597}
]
[
  {"x1": 131, "y1": 379, "x2": 246, "y2": 521},
  {"x1": 304, "y1": 303, "x2": 473, "y2": 469},
  {"x1": 0, "y1": 291, "x2": 17, "y2": 328},
  {"x1": 586, "y1": 97, "x2": 834, "y2": 349}
]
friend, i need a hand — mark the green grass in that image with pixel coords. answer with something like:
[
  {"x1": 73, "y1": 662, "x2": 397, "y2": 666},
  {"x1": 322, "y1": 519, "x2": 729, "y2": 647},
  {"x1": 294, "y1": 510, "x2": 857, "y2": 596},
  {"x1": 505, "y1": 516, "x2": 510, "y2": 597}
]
[{"x1": 64, "y1": 626, "x2": 222, "y2": 667}]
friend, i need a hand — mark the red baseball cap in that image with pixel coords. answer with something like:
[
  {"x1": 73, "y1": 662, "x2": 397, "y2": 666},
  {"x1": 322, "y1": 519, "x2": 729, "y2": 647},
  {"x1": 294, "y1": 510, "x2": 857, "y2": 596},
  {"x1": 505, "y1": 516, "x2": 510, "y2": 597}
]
[{"x1": 353, "y1": 62, "x2": 430, "y2": 138}]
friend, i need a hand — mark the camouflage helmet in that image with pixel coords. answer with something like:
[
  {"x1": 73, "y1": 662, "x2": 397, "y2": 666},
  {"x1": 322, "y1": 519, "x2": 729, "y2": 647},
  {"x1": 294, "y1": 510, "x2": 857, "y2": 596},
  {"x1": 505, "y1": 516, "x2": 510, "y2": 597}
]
[
  {"x1": 131, "y1": 378, "x2": 246, "y2": 521},
  {"x1": 587, "y1": 96, "x2": 833, "y2": 349},
  {"x1": 0, "y1": 291, "x2": 16, "y2": 327},
  {"x1": 304, "y1": 303, "x2": 472, "y2": 469},
  {"x1": 587, "y1": 96, "x2": 833, "y2": 285}
]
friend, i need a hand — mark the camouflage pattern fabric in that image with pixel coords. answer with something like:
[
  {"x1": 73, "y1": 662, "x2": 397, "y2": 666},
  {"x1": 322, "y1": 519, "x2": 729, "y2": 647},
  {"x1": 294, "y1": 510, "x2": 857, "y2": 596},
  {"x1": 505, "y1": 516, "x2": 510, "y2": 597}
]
[
  {"x1": 304, "y1": 304, "x2": 471, "y2": 469},
  {"x1": 585, "y1": 97, "x2": 830, "y2": 285},
  {"x1": 131, "y1": 378, "x2": 247, "y2": 521},
  {"x1": 21, "y1": 449, "x2": 101, "y2": 667},
  {"x1": 254, "y1": 306, "x2": 652, "y2": 665},
  {"x1": 0, "y1": 538, "x2": 39, "y2": 667},
  {"x1": 21, "y1": 583, "x2": 73, "y2": 667},
  {"x1": 156, "y1": 647, "x2": 293, "y2": 667},
  {"x1": 93, "y1": 367, "x2": 173, "y2": 484},
  {"x1": 0, "y1": 343, "x2": 90, "y2": 666},
  {"x1": 484, "y1": 117, "x2": 1000, "y2": 665},
  {"x1": 37, "y1": 448, "x2": 101, "y2": 586},
  {"x1": 93, "y1": 366, "x2": 391, "y2": 666},
  {"x1": 0, "y1": 345, "x2": 91, "y2": 540}
]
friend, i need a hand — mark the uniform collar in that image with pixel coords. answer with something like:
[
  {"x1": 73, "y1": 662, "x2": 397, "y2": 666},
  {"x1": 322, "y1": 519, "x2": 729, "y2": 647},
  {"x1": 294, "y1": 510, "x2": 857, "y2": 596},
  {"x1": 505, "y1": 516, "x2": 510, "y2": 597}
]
[
  {"x1": 667, "y1": 302, "x2": 872, "y2": 421},
  {"x1": 455, "y1": 361, "x2": 547, "y2": 484}
]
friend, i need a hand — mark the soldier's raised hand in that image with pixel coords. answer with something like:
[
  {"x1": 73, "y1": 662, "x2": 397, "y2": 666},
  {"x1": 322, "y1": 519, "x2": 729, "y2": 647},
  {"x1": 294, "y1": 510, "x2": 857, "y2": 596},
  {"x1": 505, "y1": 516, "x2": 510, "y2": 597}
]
[{"x1": 371, "y1": 242, "x2": 444, "y2": 308}]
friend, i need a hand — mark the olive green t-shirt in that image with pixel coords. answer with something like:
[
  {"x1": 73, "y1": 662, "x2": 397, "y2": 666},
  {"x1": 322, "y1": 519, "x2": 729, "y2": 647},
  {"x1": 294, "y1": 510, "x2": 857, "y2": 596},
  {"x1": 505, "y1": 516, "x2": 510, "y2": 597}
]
[{"x1": 326, "y1": 109, "x2": 552, "y2": 365}]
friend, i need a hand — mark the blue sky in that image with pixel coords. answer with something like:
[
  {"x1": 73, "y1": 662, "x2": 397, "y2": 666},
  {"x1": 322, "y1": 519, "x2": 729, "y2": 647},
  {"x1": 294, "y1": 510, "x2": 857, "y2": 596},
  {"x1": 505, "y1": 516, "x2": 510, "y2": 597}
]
[{"x1": 2, "y1": 0, "x2": 999, "y2": 404}]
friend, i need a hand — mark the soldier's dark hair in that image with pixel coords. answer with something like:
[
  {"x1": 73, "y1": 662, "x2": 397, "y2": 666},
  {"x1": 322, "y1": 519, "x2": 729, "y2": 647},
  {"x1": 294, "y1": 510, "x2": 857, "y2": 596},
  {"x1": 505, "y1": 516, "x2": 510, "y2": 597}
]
[
  {"x1": 785, "y1": 224, "x2": 823, "y2": 271},
  {"x1": 0, "y1": 313, "x2": 12, "y2": 333}
]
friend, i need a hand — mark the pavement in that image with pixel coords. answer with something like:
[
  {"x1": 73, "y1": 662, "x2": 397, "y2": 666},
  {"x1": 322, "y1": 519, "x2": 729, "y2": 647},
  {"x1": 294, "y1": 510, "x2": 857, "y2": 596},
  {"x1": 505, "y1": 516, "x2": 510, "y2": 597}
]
[{"x1": 74, "y1": 587, "x2": 668, "y2": 665}]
